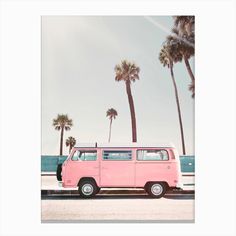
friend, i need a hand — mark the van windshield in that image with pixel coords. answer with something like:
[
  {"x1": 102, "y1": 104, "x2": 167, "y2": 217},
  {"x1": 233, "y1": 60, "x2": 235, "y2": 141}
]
[{"x1": 71, "y1": 150, "x2": 97, "y2": 161}]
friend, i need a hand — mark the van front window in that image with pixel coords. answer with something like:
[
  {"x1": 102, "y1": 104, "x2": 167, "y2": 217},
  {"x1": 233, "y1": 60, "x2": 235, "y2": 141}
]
[{"x1": 71, "y1": 150, "x2": 97, "y2": 161}]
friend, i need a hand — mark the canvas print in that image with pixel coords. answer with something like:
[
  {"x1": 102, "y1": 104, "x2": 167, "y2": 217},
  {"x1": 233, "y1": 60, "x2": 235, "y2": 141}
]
[{"x1": 41, "y1": 16, "x2": 195, "y2": 222}]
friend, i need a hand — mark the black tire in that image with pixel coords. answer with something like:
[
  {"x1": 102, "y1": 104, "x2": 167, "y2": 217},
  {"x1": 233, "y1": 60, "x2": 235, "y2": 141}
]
[
  {"x1": 145, "y1": 182, "x2": 166, "y2": 198},
  {"x1": 79, "y1": 180, "x2": 98, "y2": 198},
  {"x1": 56, "y1": 164, "x2": 62, "y2": 181}
]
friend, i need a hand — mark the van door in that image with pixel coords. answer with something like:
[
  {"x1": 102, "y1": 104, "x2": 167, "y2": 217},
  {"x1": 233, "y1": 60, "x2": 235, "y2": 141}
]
[
  {"x1": 64, "y1": 149, "x2": 99, "y2": 187},
  {"x1": 135, "y1": 149, "x2": 172, "y2": 187},
  {"x1": 100, "y1": 149, "x2": 135, "y2": 187}
]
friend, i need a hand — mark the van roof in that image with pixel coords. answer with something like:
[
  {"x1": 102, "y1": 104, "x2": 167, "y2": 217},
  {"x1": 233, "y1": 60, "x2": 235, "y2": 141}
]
[{"x1": 74, "y1": 142, "x2": 175, "y2": 148}]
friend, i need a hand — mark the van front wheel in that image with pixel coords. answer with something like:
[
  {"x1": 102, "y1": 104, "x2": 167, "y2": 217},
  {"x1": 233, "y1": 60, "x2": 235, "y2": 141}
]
[
  {"x1": 79, "y1": 180, "x2": 98, "y2": 198},
  {"x1": 146, "y1": 182, "x2": 166, "y2": 198}
]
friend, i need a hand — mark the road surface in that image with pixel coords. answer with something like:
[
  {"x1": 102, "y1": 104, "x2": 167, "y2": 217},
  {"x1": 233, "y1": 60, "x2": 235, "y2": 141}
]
[{"x1": 41, "y1": 193, "x2": 194, "y2": 222}]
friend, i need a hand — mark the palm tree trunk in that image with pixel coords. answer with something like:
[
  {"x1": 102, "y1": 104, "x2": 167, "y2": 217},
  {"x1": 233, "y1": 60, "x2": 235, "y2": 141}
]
[
  {"x1": 60, "y1": 128, "x2": 64, "y2": 156},
  {"x1": 108, "y1": 119, "x2": 112, "y2": 142},
  {"x1": 184, "y1": 55, "x2": 195, "y2": 82},
  {"x1": 170, "y1": 65, "x2": 186, "y2": 155},
  {"x1": 125, "y1": 81, "x2": 137, "y2": 142}
]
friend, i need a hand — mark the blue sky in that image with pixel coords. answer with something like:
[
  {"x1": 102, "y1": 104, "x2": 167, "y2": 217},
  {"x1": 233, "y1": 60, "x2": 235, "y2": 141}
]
[{"x1": 42, "y1": 16, "x2": 194, "y2": 155}]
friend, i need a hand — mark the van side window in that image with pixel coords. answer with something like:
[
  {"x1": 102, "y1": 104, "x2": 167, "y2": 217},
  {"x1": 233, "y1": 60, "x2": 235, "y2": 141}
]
[
  {"x1": 71, "y1": 150, "x2": 97, "y2": 161},
  {"x1": 137, "y1": 150, "x2": 169, "y2": 161},
  {"x1": 103, "y1": 150, "x2": 132, "y2": 160}
]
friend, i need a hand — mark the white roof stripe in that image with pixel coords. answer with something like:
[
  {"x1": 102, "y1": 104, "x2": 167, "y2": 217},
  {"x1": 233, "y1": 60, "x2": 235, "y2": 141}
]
[{"x1": 74, "y1": 142, "x2": 175, "y2": 148}]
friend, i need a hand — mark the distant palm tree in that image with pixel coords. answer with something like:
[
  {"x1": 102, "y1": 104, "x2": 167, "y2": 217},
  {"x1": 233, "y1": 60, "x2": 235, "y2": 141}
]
[
  {"x1": 115, "y1": 60, "x2": 140, "y2": 142},
  {"x1": 53, "y1": 114, "x2": 73, "y2": 155},
  {"x1": 66, "y1": 136, "x2": 76, "y2": 153},
  {"x1": 106, "y1": 108, "x2": 118, "y2": 142},
  {"x1": 159, "y1": 43, "x2": 186, "y2": 155}
]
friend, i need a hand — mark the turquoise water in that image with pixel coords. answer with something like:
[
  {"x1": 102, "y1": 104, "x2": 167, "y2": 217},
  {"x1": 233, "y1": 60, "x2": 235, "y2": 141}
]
[
  {"x1": 179, "y1": 155, "x2": 195, "y2": 172},
  {"x1": 41, "y1": 155, "x2": 195, "y2": 173}
]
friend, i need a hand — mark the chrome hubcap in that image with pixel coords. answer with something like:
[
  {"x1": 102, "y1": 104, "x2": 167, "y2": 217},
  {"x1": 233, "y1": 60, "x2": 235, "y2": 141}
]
[
  {"x1": 82, "y1": 184, "x2": 93, "y2": 195},
  {"x1": 151, "y1": 184, "x2": 163, "y2": 195}
]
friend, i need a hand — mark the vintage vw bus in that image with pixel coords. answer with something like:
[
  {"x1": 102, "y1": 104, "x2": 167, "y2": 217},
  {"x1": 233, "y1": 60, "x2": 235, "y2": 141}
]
[{"x1": 57, "y1": 143, "x2": 182, "y2": 198}]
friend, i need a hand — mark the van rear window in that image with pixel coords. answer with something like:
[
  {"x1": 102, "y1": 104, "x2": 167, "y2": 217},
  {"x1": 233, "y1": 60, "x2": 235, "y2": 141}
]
[
  {"x1": 137, "y1": 150, "x2": 169, "y2": 161},
  {"x1": 103, "y1": 150, "x2": 132, "y2": 160}
]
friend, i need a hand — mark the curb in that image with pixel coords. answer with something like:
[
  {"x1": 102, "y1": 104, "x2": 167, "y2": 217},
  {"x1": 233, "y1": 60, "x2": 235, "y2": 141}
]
[{"x1": 41, "y1": 189, "x2": 194, "y2": 196}]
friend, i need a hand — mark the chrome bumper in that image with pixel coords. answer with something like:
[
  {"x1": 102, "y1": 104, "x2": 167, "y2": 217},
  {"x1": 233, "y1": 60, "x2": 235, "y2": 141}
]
[{"x1": 176, "y1": 182, "x2": 184, "y2": 190}]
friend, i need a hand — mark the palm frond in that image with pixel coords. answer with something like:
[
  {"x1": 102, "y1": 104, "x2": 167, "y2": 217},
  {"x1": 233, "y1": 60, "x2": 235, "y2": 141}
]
[
  {"x1": 114, "y1": 60, "x2": 140, "y2": 83},
  {"x1": 54, "y1": 126, "x2": 61, "y2": 131},
  {"x1": 52, "y1": 114, "x2": 73, "y2": 130},
  {"x1": 159, "y1": 44, "x2": 173, "y2": 68},
  {"x1": 66, "y1": 136, "x2": 76, "y2": 147},
  {"x1": 188, "y1": 80, "x2": 195, "y2": 98},
  {"x1": 106, "y1": 108, "x2": 118, "y2": 120}
]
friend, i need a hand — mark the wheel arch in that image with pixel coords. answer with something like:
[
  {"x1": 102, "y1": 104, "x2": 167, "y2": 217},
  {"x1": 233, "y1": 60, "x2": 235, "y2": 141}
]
[
  {"x1": 144, "y1": 181, "x2": 170, "y2": 190},
  {"x1": 77, "y1": 177, "x2": 98, "y2": 187}
]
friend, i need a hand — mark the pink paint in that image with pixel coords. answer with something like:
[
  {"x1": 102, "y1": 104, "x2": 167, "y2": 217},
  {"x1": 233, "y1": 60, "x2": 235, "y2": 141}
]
[{"x1": 61, "y1": 144, "x2": 182, "y2": 192}]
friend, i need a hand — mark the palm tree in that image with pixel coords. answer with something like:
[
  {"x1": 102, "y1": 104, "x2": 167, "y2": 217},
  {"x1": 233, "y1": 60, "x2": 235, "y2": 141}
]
[
  {"x1": 159, "y1": 43, "x2": 186, "y2": 155},
  {"x1": 167, "y1": 27, "x2": 195, "y2": 98},
  {"x1": 172, "y1": 16, "x2": 195, "y2": 98},
  {"x1": 66, "y1": 136, "x2": 76, "y2": 153},
  {"x1": 106, "y1": 108, "x2": 118, "y2": 142},
  {"x1": 173, "y1": 16, "x2": 195, "y2": 38},
  {"x1": 114, "y1": 60, "x2": 140, "y2": 142},
  {"x1": 53, "y1": 114, "x2": 73, "y2": 155}
]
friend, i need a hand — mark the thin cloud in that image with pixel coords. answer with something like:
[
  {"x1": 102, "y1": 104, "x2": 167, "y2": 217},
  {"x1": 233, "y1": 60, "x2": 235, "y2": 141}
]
[{"x1": 144, "y1": 16, "x2": 194, "y2": 48}]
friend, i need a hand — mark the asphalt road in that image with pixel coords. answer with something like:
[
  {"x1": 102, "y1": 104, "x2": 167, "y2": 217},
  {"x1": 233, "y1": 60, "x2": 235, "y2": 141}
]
[{"x1": 41, "y1": 193, "x2": 194, "y2": 222}]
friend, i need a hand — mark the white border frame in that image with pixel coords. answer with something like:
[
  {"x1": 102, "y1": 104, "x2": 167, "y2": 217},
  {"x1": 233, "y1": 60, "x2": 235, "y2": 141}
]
[{"x1": 1, "y1": 0, "x2": 236, "y2": 236}]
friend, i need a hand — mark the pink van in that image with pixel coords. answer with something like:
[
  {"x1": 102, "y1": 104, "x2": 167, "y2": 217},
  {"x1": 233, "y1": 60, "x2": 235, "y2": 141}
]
[{"x1": 57, "y1": 143, "x2": 182, "y2": 198}]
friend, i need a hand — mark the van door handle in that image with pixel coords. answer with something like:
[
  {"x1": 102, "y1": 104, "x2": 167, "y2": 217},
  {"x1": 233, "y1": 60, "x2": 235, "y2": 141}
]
[
  {"x1": 167, "y1": 166, "x2": 171, "y2": 169},
  {"x1": 93, "y1": 167, "x2": 99, "y2": 169}
]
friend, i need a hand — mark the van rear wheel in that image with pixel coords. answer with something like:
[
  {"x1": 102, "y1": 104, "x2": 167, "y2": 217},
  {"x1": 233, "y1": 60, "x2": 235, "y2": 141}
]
[
  {"x1": 79, "y1": 180, "x2": 98, "y2": 198},
  {"x1": 146, "y1": 182, "x2": 166, "y2": 198}
]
